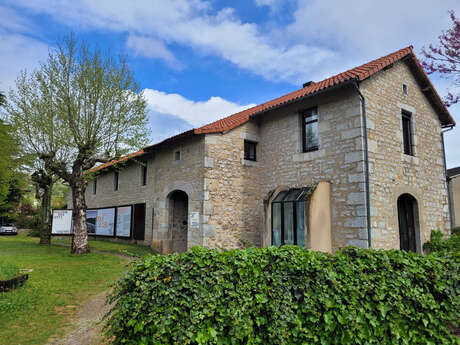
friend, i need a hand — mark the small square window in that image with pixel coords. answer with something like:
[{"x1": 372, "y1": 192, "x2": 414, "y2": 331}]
[
  {"x1": 244, "y1": 140, "x2": 257, "y2": 161},
  {"x1": 174, "y1": 151, "x2": 181, "y2": 161},
  {"x1": 403, "y1": 84, "x2": 408, "y2": 95}
]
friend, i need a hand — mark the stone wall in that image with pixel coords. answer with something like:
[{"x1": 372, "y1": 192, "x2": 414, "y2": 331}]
[
  {"x1": 361, "y1": 60, "x2": 450, "y2": 250},
  {"x1": 203, "y1": 122, "x2": 263, "y2": 248},
  {"x1": 81, "y1": 135, "x2": 205, "y2": 248},
  {"x1": 257, "y1": 87, "x2": 368, "y2": 250},
  {"x1": 203, "y1": 86, "x2": 368, "y2": 251}
]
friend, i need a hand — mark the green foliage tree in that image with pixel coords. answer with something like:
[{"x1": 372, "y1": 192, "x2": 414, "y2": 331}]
[
  {"x1": 6, "y1": 36, "x2": 148, "y2": 254},
  {"x1": 0, "y1": 111, "x2": 22, "y2": 224}
]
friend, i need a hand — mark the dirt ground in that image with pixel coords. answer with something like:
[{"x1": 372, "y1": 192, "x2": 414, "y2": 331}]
[{"x1": 46, "y1": 291, "x2": 112, "y2": 345}]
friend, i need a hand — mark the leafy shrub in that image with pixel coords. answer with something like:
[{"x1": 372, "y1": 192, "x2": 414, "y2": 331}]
[
  {"x1": 107, "y1": 246, "x2": 460, "y2": 345},
  {"x1": 423, "y1": 230, "x2": 460, "y2": 254},
  {"x1": 26, "y1": 214, "x2": 42, "y2": 237},
  {"x1": 452, "y1": 227, "x2": 460, "y2": 236},
  {"x1": 0, "y1": 262, "x2": 20, "y2": 280}
]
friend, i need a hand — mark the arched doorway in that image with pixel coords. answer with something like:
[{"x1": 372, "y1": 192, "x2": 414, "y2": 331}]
[
  {"x1": 168, "y1": 190, "x2": 188, "y2": 253},
  {"x1": 397, "y1": 193, "x2": 419, "y2": 252}
]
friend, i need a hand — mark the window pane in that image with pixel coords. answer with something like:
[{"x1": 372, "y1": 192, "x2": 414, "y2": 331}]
[
  {"x1": 273, "y1": 190, "x2": 289, "y2": 202},
  {"x1": 272, "y1": 203, "x2": 282, "y2": 246},
  {"x1": 296, "y1": 201, "x2": 305, "y2": 247},
  {"x1": 402, "y1": 117, "x2": 412, "y2": 155},
  {"x1": 244, "y1": 141, "x2": 257, "y2": 161},
  {"x1": 305, "y1": 121, "x2": 318, "y2": 150},
  {"x1": 284, "y1": 189, "x2": 302, "y2": 202},
  {"x1": 304, "y1": 108, "x2": 318, "y2": 122},
  {"x1": 283, "y1": 203, "x2": 294, "y2": 245}
]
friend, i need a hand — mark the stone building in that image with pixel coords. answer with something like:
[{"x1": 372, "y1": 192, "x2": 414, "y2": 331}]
[
  {"x1": 447, "y1": 167, "x2": 460, "y2": 229},
  {"x1": 69, "y1": 46, "x2": 455, "y2": 254}
]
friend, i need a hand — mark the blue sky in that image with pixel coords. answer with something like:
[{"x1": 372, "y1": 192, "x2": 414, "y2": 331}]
[{"x1": 1, "y1": 0, "x2": 459, "y2": 167}]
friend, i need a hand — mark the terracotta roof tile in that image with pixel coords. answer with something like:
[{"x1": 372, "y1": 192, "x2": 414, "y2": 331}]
[
  {"x1": 195, "y1": 46, "x2": 425, "y2": 134},
  {"x1": 91, "y1": 46, "x2": 455, "y2": 173}
]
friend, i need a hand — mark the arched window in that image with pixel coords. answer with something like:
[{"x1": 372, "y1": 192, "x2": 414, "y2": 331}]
[
  {"x1": 271, "y1": 188, "x2": 310, "y2": 247},
  {"x1": 397, "y1": 193, "x2": 419, "y2": 252}
]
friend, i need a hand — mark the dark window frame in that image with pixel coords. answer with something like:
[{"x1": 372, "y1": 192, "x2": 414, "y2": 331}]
[
  {"x1": 140, "y1": 161, "x2": 147, "y2": 186},
  {"x1": 402, "y1": 110, "x2": 414, "y2": 156},
  {"x1": 113, "y1": 171, "x2": 119, "y2": 191},
  {"x1": 244, "y1": 140, "x2": 257, "y2": 161},
  {"x1": 301, "y1": 107, "x2": 319, "y2": 153},
  {"x1": 271, "y1": 188, "x2": 309, "y2": 247},
  {"x1": 93, "y1": 179, "x2": 97, "y2": 195},
  {"x1": 174, "y1": 151, "x2": 181, "y2": 161}
]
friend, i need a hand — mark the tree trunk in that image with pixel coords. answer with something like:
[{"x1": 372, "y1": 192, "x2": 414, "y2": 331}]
[
  {"x1": 31, "y1": 170, "x2": 53, "y2": 245},
  {"x1": 71, "y1": 180, "x2": 90, "y2": 254},
  {"x1": 39, "y1": 180, "x2": 53, "y2": 245}
]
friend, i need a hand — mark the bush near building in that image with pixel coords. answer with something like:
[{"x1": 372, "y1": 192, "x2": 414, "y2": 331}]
[{"x1": 107, "y1": 242, "x2": 459, "y2": 345}]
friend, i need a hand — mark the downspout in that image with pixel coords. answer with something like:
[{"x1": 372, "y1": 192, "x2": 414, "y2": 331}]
[
  {"x1": 441, "y1": 125, "x2": 455, "y2": 229},
  {"x1": 352, "y1": 81, "x2": 372, "y2": 248}
]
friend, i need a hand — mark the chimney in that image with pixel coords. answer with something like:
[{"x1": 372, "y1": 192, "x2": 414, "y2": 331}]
[{"x1": 303, "y1": 81, "x2": 315, "y2": 88}]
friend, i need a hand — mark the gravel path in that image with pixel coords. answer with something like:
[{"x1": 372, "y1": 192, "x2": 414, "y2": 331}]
[{"x1": 46, "y1": 291, "x2": 113, "y2": 345}]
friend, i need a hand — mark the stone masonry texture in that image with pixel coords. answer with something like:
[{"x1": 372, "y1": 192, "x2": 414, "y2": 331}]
[{"x1": 69, "y1": 59, "x2": 451, "y2": 253}]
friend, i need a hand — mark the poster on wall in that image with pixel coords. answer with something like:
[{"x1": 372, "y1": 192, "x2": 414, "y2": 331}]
[
  {"x1": 86, "y1": 208, "x2": 115, "y2": 236},
  {"x1": 51, "y1": 210, "x2": 73, "y2": 234},
  {"x1": 116, "y1": 206, "x2": 132, "y2": 237}
]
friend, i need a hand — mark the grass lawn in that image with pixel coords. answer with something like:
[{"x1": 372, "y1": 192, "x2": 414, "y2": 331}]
[
  {"x1": 52, "y1": 236, "x2": 153, "y2": 258},
  {"x1": 0, "y1": 233, "x2": 151, "y2": 345}
]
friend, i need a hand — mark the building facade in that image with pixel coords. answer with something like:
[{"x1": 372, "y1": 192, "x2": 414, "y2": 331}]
[
  {"x1": 68, "y1": 46, "x2": 455, "y2": 254},
  {"x1": 447, "y1": 167, "x2": 460, "y2": 229}
]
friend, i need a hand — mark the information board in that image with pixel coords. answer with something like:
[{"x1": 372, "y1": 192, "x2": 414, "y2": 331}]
[
  {"x1": 116, "y1": 206, "x2": 132, "y2": 237},
  {"x1": 86, "y1": 208, "x2": 115, "y2": 236},
  {"x1": 51, "y1": 210, "x2": 73, "y2": 235}
]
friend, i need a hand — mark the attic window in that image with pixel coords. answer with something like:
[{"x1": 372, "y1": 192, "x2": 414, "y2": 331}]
[
  {"x1": 174, "y1": 151, "x2": 181, "y2": 161},
  {"x1": 403, "y1": 84, "x2": 408, "y2": 95}
]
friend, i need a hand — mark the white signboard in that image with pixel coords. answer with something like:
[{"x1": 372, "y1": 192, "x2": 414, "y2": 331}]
[
  {"x1": 189, "y1": 212, "x2": 200, "y2": 228},
  {"x1": 52, "y1": 210, "x2": 73, "y2": 235},
  {"x1": 116, "y1": 206, "x2": 132, "y2": 237},
  {"x1": 87, "y1": 208, "x2": 115, "y2": 236}
]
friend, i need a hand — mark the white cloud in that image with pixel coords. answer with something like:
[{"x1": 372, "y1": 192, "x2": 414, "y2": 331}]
[
  {"x1": 0, "y1": 31, "x2": 49, "y2": 91},
  {"x1": 126, "y1": 34, "x2": 183, "y2": 69},
  {"x1": 5, "y1": 0, "x2": 334, "y2": 83},
  {"x1": 143, "y1": 89, "x2": 255, "y2": 128},
  {"x1": 0, "y1": 5, "x2": 35, "y2": 33}
]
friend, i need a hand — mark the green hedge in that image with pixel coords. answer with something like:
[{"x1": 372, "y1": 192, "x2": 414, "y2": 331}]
[
  {"x1": 424, "y1": 230, "x2": 460, "y2": 254},
  {"x1": 107, "y1": 246, "x2": 459, "y2": 345}
]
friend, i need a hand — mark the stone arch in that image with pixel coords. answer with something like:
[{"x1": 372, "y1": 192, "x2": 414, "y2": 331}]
[
  {"x1": 263, "y1": 185, "x2": 289, "y2": 247},
  {"x1": 392, "y1": 185, "x2": 424, "y2": 253},
  {"x1": 167, "y1": 189, "x2": 189, "y2": 253}
]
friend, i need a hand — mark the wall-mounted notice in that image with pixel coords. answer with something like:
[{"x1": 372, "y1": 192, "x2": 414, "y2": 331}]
[
  {"x1": 52, "y1": 210, "x2": 73, "y2": 235},
  {"x1": 116, "y1": 206, "x2": 132, "y2": 237},
  {"x1": 86, "y1": 208, "x2": 115, "y2": 236},
  {"x1": 189, "y1": 212, "x2": 200, "y2": 228}
]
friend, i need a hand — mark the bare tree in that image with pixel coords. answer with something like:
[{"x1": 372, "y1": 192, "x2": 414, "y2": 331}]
[{"x1": 5, "y1": 36, "x2": 148, "y2": 254}]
